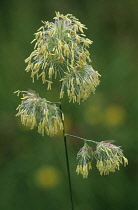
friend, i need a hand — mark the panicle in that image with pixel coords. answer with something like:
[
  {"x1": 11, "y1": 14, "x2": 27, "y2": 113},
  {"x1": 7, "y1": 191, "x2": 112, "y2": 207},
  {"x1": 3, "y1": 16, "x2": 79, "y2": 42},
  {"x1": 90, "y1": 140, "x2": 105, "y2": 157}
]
[
  {"x1": 25, "y1": 12, "x2": 100, "y2": 103},
  {"x1": 94, "y1": 140, "x2": 128, "y2": 175},
  {"x1": 14, "y1": 90, "x2": 63, "y2": 136},
  {"x1": 76, "y1": 142, "x2": 94, "y2": 178}
]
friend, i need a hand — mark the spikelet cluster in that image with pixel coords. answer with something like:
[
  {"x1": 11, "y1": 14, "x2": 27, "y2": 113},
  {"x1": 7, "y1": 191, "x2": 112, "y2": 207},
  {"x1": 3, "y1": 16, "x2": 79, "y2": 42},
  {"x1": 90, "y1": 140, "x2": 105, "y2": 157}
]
[
  {"x1": 14, "y1": 90, "x2": 63, "y2": 136},
  {"x1": 76, "y1": 142, "x2": 94, "y2": 178},
  {"x1": 25, "y1": 12, "x2": 100, "y2": 103},
  {"x1": 94, "y1": 141, "x2": 128, "y2": 175},
  {"x1": 76, "y1": 140, "x2": 128, "y2": 178},
  {"x1": 60, "y1": 64, "x2": 100, "y2": 103}
]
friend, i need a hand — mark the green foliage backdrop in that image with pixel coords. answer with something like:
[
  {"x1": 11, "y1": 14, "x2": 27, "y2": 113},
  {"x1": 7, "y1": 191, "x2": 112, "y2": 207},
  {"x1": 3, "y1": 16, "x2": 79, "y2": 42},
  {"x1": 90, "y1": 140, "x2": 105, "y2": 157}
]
[{"x1": 0, "y1": 0, "x2": 137, "y2": 209}]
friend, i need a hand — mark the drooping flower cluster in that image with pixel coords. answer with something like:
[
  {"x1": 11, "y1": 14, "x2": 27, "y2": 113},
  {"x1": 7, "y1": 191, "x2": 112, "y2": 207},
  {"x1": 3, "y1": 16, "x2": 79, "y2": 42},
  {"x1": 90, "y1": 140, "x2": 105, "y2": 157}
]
[
  {"x1": 14, "y1": 90, "x2": 63, "y2": 136},
  {"x1": 94, "y1": 141, "x2": 128, "y2": 175},
  {"x1": 25, "y1": 12, "x2": 100, "y2": 103},
  {"x1": 76, "y1": 142, "x2": 94, "y2": 178},
  {"x1": 76, "y1": 140, "x2": 128, "y2": 178},
  {"x1": 60, "y1": 64, "x2": 100, "y2": 103}
]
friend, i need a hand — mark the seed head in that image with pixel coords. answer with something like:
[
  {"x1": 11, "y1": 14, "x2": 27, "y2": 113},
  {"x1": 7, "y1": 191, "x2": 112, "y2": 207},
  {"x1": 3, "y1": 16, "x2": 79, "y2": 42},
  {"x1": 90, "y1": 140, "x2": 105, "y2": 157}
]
[
  {"x1": 14, "y1": 90, "x2": 63, "y2": 136},
  {"x1": 76, "y1": 142, "x2": 94, "y2": 178},
  {"x1": 25, "y1": 12, "x2": 100, "y2": 102},
  {"x1": 60, "y1": 64, "x2": 100, "y2": 103},
  {"x1": 94, "y1": 140, "x2": 128, "y2": 175}
]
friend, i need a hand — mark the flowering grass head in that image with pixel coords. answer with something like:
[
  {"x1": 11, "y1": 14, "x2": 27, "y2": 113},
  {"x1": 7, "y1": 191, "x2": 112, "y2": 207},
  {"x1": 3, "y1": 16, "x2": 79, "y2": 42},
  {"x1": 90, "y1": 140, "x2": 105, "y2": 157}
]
[
  {"x1": 60, "y1": 64, "x2": 100, "y2": 103},
  {"x1": 94, "y1": 140, "x2": 128, "y2": 175},
  {"x1": 14, "y1": 11, "x2": 128, "y2": 187},
  {"x1": 25, "y1": 12, "x2": 100, "y2": 102},
  {"x1": 14, "y1": 90, "x2": 63, "y2": 136},
  {"x1": 76, "y1": 142, "x2": 94, "y2": 178}
]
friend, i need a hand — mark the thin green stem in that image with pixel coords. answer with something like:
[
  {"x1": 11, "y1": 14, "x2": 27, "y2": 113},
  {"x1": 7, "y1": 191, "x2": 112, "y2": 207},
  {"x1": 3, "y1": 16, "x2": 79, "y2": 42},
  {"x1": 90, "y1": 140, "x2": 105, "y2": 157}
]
[
  {"x1": 48, "y1": 101, "x2": 61, "y2": 104},
  {"x1": 65, "y1": 133, "x2": 99, "y2": 144},
  {"x1": 59, "y1": 103, "x2": 74, "y2": 210}
]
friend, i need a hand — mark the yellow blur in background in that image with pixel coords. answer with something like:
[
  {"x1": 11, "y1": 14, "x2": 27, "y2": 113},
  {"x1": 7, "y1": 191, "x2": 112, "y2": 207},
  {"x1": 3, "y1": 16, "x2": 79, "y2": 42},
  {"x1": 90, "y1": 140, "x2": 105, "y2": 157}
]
[
  {"x1": 34, "y1": 166, "x2": 62, "y2": 189},
  {"x1": 84, "y1": 103, "x2": 126, "y2": 127},
  {"x1": 104, "y1": 105, "x2": 126, "y2": 127}
]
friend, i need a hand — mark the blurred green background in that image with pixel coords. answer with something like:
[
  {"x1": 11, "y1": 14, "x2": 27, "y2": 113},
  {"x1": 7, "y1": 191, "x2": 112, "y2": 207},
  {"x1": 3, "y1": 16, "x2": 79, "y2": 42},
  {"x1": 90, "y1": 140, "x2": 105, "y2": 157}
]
[{"x1": 0, "y1": 0, "x2": 137, "y2": 209}]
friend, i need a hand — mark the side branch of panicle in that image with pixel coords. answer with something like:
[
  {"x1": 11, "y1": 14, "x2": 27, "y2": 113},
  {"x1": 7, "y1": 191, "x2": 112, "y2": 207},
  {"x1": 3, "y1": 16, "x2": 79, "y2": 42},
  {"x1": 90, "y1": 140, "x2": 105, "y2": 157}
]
[
  {"x1": 74, "y1": 137, "x2": 128, "y2": 178},
  {"x1": 14, "y1": 90, "x2": 63, "y2": 136}
]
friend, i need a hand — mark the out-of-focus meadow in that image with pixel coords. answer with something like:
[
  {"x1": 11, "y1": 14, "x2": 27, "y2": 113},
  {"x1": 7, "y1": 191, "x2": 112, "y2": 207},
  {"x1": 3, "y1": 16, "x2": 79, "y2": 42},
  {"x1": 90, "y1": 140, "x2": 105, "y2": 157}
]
[{"x1": 0, "y1": 0, "x2": 137, "y2": 209}]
